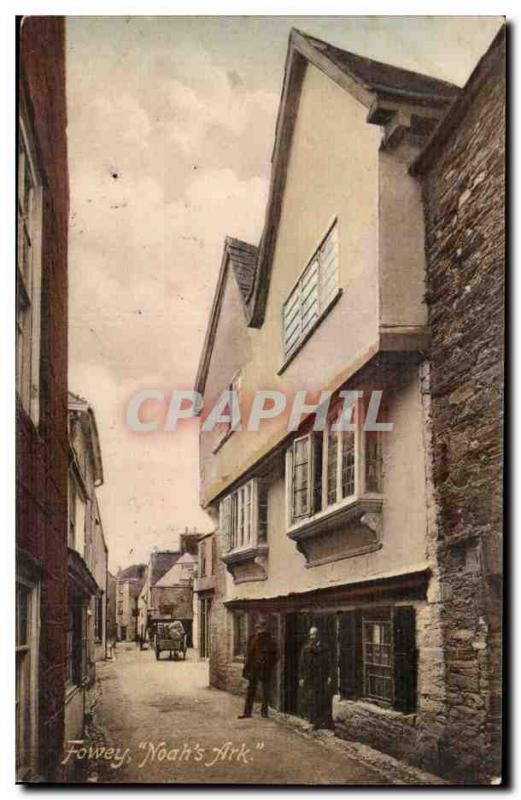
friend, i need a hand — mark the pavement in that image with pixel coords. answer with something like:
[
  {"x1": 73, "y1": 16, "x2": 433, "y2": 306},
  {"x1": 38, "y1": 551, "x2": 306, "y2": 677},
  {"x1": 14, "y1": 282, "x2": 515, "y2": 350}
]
[{"x1": 76, "y1": 644, "x2": 442, "y2": 786}]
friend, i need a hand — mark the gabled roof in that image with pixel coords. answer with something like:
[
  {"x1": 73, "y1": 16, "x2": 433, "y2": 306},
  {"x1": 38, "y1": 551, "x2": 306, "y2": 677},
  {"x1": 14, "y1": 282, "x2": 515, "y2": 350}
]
[
  {"x1": 68, "y1": 390, "x2": 104, "y2": 486},
  {"x1": 154, "y1": 553, "x2": 195, "y2": 588},
  {"x1": 149, "y1": 551, "x2": 182, "y2": 587},
  {"x1": 118, "y1": 563, "x2": 147, "y2": 581},
  {"x1": 227, "y1": 237, "x2": 258, "y2": 304},
  {"x1": 246, "y1": 28, "x2": 460, "y2": 329},
  {"x1": 298, "y1": 31, "x2": 458, "y2": 104},
  {"x1": 194, "y1": 236, "x2": 257, "y2": 395},
  {"x1": 194, "y1": 28, "x2": 460, "y2": 394}
]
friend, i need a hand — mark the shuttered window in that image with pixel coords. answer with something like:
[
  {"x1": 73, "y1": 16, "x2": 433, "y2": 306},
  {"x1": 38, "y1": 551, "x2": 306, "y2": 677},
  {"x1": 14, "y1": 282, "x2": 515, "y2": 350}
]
[
  {"x1": 338, "y1": 606, "x2": 417, "y2": 713},
  {"x1": 282, "y1": 222, "x2": 339, "y2": 358}
]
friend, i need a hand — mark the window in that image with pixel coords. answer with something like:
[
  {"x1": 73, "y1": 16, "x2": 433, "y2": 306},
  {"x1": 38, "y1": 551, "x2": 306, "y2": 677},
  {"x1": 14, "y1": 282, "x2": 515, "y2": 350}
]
[
  {"x1": 365, "y1": 431, "x2": 383, "y2": 493},
  {"x1": 95, "y1": 594, "x2": 104, "y2": 642},
  {"x1": 363, "y1": 613, "x2": 393, "y2": 703},
  {"x1": 213, "y1": 370, "x2": 242, "y2": 452},
  {"x1": 200, "y1": 542, "x2": 207, "y2": 578},
  {"x1": 16, "y1": 580, "x2": 39, "y2": 777},
  {"x1": 287, "y1": 404, "x2": 383, "y2": 526},
  {"x1": 233, "y1": 611, "x2": 248, "y2": 658},
  {"x1": 219, "y1": 479, "x2": 269, "y2": 553},
  {"x1": 338, "y1": 606, "x2": 416, "y2": 712},
  {"x1": 282, "y1": 222, "x2": 339, "y2": 358},
  {"x1": 68, "y1": 473, "x2": 86, "y2": 555},
  {"x1": 17, "y1": 114, "x2": 43, "y2": 422},
  {"x1": 68, "y1": 480, "x2": 77, "y2": 549},
  {"x1": 66, "y1": 602, "x2": 84, "y2": 686}
]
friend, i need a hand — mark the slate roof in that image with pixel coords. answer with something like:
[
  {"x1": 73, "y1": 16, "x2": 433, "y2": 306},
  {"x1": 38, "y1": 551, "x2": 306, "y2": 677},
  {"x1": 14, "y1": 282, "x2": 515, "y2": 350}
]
[
  {"x1": 149, "y1": 551, "x2": 182, "y2": 587},
  {"x1": 298, "y1": 31, "x2": 459, "y2": 103},
  {"x1": 154, "y1": 553, "x2": 196, "y2": 587},
  {"x1": 226, "y1": 237, "x2": 258, "y2": 304},
  {"x1": 118, "y1": 563, "x2": 147, "y2": 580},
  {"x1": 195, "y1": 27, "x2": 462, "y2": 395}
]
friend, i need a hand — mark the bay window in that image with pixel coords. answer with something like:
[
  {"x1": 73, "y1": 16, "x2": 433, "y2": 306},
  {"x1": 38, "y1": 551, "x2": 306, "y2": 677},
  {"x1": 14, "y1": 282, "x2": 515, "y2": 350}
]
[
  {"x1": 287, "y1": 410, "x2": 383, "y2": 527},
  {"x1": 219, "y1": 478, "x2": 269, "y2": 554}
]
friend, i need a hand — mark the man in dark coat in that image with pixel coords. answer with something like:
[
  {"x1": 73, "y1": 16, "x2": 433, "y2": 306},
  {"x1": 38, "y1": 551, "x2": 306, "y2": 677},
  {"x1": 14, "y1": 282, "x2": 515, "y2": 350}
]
[
  {"x1": 299, "y1": 626, "x2": 333, "y2": 730},
  {"x1": 238, "y1": 616, "x2": 278, "y2": 719}
]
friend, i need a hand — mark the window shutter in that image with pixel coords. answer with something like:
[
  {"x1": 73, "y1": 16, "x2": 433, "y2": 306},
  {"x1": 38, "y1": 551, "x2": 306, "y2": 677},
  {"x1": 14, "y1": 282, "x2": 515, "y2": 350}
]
[
  {"x1": 393, "y1": 606, "x2": 417, "y2": 713},
  {"x1": 338, "y1": 609, "x2": 363, "y2": 698}
]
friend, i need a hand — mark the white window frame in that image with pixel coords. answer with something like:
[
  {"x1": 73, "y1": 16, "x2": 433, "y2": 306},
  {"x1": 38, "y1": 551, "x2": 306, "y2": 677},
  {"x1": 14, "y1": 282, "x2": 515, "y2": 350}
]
[
  {"x1": 68, "y1": 470, "x2": 87, "y2": 556},
  {"x1": 286, "y1": 401, "x2": 384, "y2": 527},
  {"x1": 219, "y1": 478, "x2": 267, "y2": 554},
  {"x1": 16, "y1": 575, "x2": 40, "y2": 779},
  {"x1": 17, "y1": 109, "x2": 43, "y2": 425},
  {"x1": 282, "y1": 220, "x2": 339, "y2": 359}
]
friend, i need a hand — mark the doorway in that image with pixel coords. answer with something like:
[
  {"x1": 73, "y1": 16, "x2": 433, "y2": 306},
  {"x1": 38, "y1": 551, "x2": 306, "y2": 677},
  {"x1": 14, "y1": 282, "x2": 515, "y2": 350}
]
[
  {"x1": 199, "y1": 596, "x2": 212, "y2": 658},
  {"x1": 283, "y1": 611, "x2": 338, "y2": 716}
]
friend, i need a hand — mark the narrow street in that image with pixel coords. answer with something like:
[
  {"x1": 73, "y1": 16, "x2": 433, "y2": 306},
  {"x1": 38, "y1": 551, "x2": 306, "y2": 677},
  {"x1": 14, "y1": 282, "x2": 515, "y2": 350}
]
[{"x1": 83, "y1": 644, "x2": 391, "y2": 785}]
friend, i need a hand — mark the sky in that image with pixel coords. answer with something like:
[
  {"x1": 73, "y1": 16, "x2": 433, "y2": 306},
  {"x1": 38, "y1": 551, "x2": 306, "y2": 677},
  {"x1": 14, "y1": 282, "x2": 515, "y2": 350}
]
[{"x1": 66, "y1": 15, "x2": 503, "y2": 571}]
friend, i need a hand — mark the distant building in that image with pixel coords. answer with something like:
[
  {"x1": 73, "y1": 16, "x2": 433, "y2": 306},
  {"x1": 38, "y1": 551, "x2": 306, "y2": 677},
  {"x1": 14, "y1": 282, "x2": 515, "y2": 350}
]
[
  {"x1": 106, "y1": 571, "x2": 118, "y2": 644},
  {"x1": 179, "y1": 529, "x2": 202, "y2": 556},
  {"x1": 138, "y1": 550, "x2": 197, "y2": 646},
  {"x1": 16, "y1": 17, "x2": 69, "y2": 781},
  {"x1": 66, "y1": 392, "x2": 108, "y2": 749},
  {"x1": 193, "y1": 532, "x2": 216, "y2": 659},
  {"x1": 116, "y1": 564, "x2": 146, "y2": 641}
]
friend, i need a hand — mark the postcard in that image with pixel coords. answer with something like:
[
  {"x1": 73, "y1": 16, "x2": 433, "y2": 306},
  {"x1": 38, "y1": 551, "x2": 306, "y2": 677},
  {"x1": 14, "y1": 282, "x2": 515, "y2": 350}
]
[{"x1": 15, "y1": 15, "x2": 505, "y2": 785}]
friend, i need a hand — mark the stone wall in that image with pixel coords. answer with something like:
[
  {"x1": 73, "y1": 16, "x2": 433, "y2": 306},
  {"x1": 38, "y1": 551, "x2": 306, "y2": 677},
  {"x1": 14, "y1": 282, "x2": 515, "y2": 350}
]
[
  {"x1": 208, "y1": 531, "x2": 246, "y2": 695},
  {"x1": 417, "y1": 28, "x2": 505, "y2": 783}
]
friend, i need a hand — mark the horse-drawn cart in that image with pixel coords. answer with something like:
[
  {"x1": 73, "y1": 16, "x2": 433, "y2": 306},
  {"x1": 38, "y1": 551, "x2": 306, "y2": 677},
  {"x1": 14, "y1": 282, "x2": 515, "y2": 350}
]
[{"x1": 152, "y1": 619, "x2": 187, "y2": 661}]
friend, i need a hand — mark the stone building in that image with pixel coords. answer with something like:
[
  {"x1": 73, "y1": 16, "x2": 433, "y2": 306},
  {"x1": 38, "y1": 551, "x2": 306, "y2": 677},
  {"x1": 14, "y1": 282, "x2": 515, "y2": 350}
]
[
  {"x1": 16, "y1": 16, "x2": 69, "y2": 781},
  {"x1": 193, "y1": 532, "x2": 216, "y2": 659},
  {"x1": 106, "y1": 571, "x2": 118, "y2": 645},
  {"x1": 65, "y1": 392, "x2": 108, "y2": 750},
  {"x1": 138, "y1": 550, "x2": 196, "y2": 646},
  {"x1": 411, "y1": 26, "x2": 505, "y2": 782},
  {"x1": 195, "y1": 27, "x2": 504, "y2": 784},
  {"x1": 116, "y1": 564, "x2": 146, "y2": 641}
]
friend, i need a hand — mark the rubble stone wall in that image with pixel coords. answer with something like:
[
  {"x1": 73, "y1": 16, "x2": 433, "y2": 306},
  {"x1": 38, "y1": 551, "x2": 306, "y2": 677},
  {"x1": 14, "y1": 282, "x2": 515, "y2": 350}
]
[{"x1": 420, "y1": 31, "x2": 505, "y2": 783}]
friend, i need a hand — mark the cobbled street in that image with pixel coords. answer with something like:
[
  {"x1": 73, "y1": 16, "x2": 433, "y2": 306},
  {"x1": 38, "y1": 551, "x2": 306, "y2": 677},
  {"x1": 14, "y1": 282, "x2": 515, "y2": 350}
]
[{"x1": 78, "y1": 644, "x2": 395, "y2": 785}]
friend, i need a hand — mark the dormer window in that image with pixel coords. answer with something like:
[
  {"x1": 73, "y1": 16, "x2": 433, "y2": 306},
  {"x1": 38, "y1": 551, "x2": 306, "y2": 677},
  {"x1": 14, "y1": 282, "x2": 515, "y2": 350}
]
[{"x1": 282, "y1": 221, "x2": 339, "y2": 359}]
